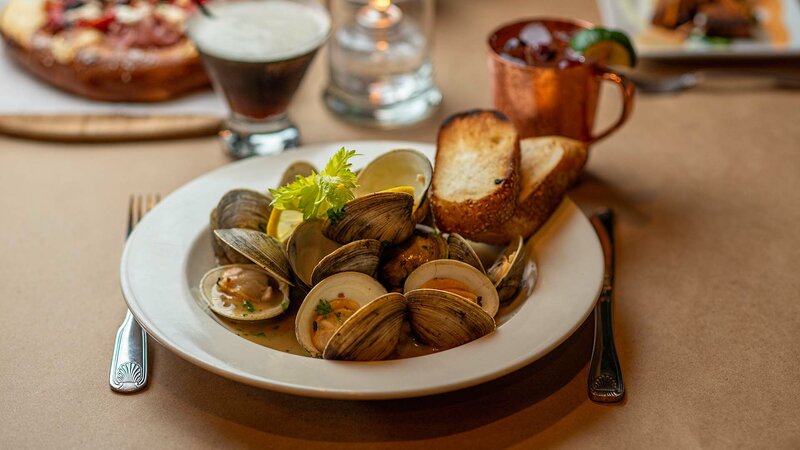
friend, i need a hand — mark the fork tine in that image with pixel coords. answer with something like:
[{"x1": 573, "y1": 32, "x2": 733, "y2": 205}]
[
  {"x1": 146, "y1": 193, "x2": 158, "y2": 213},
  {"x1": 127, "y1": 195, "x2": 135, "y2": 237},
  {"x1": 128, "y1": 194, "x2": 160, "y2": 238},
  {"x1": 137, "y1": 194, "x2": 144, "y2": 227}
]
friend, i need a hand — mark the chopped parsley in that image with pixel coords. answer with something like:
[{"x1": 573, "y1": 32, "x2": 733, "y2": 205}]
[
  {"x1": 315, "y1": 299, "x2": 333, "y2": 316},
  {"x1": 327, "y1": 206, "x2": 347, "y2": 224},
  {"x1": 252, "y1": 332, "x2": 266, "y2": 337},
  {"x1": 242, "y1": 300, "x2": 255, "y2": 313}
]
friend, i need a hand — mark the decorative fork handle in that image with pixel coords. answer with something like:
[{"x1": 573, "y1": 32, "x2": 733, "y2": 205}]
[
  {"x1": 588, "y1": 210, "x2": 624, "y2": 403},
  {"x1": 109, "y1": 309, "x2": 148, "y2": 393}
]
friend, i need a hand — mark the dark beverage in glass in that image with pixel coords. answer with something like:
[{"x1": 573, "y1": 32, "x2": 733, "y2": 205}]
[{"x1": 188, "y1": 0, "x2": 331, "y2": 158}]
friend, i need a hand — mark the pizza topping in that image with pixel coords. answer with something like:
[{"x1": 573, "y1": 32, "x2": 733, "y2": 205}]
[
  {"x1": 114, "y1": 3, "x2": 151, "y2": 24},
  {"x1": 63, "y1": 2, "x2": 102, "y2": 23},
  {"x1": 41, "y1": 0, "x2": 193, "y2": 48},
  {"x1": 49, "y1": 28, "x2": 102, "y2": 63}
]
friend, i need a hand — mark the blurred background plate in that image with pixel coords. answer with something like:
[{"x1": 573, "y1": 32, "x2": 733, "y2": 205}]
[{"x1": 598, "y1": 0, "x2": 800, "y2": 59}]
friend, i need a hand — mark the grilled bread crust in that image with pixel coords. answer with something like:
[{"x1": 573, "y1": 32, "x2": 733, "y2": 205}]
[
  {"x1": 430, "y1": 110, "x2": 520, "y2": 237},
  {"x1": 470, "y1": 136, "x2": 587, "y2": 245}
]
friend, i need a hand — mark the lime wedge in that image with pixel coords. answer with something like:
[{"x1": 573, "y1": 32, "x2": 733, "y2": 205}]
[{"x1": 570, "y1": 27, "x2": 637, "y2": 67}]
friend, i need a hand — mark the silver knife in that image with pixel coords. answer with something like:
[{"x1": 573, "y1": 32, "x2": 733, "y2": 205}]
[{"x1": 588, "y1": 209, "x2": 624, "y2": 403}]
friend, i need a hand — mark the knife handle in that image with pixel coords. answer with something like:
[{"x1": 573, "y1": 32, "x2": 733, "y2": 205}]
[
  {"x1": 109, "y1": 309, "x2": 148, "y2": 393},
  {"x1": 588, "y1": 210, "x2": 624, "y2": 403}
]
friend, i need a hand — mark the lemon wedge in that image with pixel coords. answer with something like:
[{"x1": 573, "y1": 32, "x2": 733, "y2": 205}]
[
  {"x1": 267, "y1": 208, "x2": 304, "y2": 242},
  {"x1": 381, "y1": 185, "x2": 415, "y2": 197},
  {"x1": 380, "y1": 186, "x2": 418, "y2": 211}
]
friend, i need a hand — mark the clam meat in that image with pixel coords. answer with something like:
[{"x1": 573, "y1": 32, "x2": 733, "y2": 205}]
[
  {"x1": 200, "y1": 264, "x2": 290, "y2": 321},
  {"x1": 379, "y1": 225, "x2": 448, "y2": 290}
]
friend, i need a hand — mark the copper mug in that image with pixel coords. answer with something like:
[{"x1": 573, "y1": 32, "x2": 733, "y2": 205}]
[{"x1": 488, "y1": 18, "x2": 634, "y2": 144}]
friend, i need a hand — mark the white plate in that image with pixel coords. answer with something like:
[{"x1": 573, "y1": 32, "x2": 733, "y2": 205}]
[
  {"x1": 598, "y1": 0, "x2": 800, "y2": 59},
  {"x1": 120, "y1": 141, "x2": 604, "y2": 400}
]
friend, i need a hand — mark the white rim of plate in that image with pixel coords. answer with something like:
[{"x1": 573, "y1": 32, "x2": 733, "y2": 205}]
[{"x1": 120, "y1": 140, "x2": 604, "y2": 400}]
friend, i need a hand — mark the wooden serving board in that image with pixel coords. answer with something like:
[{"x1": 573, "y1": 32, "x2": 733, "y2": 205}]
[{"x1": 0, "y1": 114, "x2": 222, "y2": 142}]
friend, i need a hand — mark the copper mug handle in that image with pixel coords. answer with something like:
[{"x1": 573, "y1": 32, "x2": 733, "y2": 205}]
[{"x1": 589, "y1": 67, "x2": 635, "y2": 145}]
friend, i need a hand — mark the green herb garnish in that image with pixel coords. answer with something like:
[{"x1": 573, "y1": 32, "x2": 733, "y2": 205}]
[
  {"x1": 326, "y1": 206, "x2": 347, "y2": 224},
  {"x1": 252, "y1": 332, "x2": 266, "y2": 337},
  {"x1": 269, "y1": 148, "x2": 360, "y2": 220},
  {"x1": 315, "y1": 299, "x2": 333, "y2": 316},
  {"x1": 243, "y1": 300, "x2": 255, "y2": 313}
]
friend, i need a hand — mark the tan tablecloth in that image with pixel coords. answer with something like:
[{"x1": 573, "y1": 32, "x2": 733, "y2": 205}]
[{"x1": 1, "y1": 0, "x2": 799, "y2": 448}]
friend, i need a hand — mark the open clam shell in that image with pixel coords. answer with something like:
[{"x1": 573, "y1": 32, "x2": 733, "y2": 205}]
[
  {"x1": 354, "y1": 149, "x2": 433, "y2": 224},
  {"x1": 295, "y1": 272, "x2": 390, "y2": 358},
  {"x1": 322, "y1": 191, "x2": 415, "y2": 245},
  {"x1": 278, "y1": 161, "x2": 317, "y2": 188},
  {"x1": 486, "y1": 236, "x2": 525, "y2": 302},
  {"x1": 404, "y1": 259, "x2": 499, "y2": 317},
  {"x1": 213, "y1": 228, "x2": 294, "y2": 286},
  {"x1": 323, "y1": 292, "x2": 407, "y2": 361},
  {"x1": 446, "y1": 233, "x2": 486, "y2": 273},
  {"x1": 405, "y1": 289, "x2": 495, "y2": 350},
  {"x1": 199, "y1": 264, "x2": 290, "y2": 321},
  {"x1": 286, "y1": 220, "x2": 382, "y2": 287},
  {"x1": 210, "y1": 189, "x2": 272, "y2": 265},
  {"x1": 403, "y1": 259, "x2": 499, "y2": 350}
]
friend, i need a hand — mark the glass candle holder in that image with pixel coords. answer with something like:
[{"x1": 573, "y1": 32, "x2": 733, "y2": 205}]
[{"x1": 324, "y1": 0, "x2": 441, "y2": 128}]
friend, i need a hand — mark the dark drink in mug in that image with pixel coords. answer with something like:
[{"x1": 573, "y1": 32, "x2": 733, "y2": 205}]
[
  {"x1": 488, "y1": 18, "x2": 634, "y2": 144},
  {"x1": 188, "y1": 0, "x2": 330, "y2": 158}
]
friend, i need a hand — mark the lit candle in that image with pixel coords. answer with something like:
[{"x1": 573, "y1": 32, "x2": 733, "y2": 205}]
[{"x1": 357, "y1": 0, "x2": 403, "y2": 29}]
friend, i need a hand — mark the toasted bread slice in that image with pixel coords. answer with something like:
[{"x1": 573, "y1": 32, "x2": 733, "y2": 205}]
[
  {"x1": 430, "y1": 110, "x2": 520, "y2": 236},
  {"x1": 470, "y1": 136, "x2": 587, "y2": 245}
]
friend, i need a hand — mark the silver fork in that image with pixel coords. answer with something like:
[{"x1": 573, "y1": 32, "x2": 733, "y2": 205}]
[{"x1": 109, "y1": 194, "x2": 160, "y2": 393}]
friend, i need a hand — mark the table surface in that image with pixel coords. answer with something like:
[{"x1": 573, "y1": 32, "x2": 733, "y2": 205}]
[{"x1": 2, "y1": 0, "x2": 799, "y2": 448}]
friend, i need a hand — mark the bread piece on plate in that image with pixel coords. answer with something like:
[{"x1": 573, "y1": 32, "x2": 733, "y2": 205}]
[
  {"x1": 430, "y1": 110, "x2": 520, "y2": 237},
  {"x1": 470, "y1": 136, "x2": 587, "y2": 245}
]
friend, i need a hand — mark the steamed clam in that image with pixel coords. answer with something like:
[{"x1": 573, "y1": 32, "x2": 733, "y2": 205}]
[
  {"x1": 354, "y1": 149, "x2": 433, "y2": 224},
  {"x1": 213, "y1": 228, "x2": 294, "y2": 287},
  {"x1": 322, "y1": 191, "x2": 416, "y2": 245},
  {"x1": 200, "y1": 264, "x2": 290, "y2": 321},
  {"x1": 200, "y1": 148, "x2": 537, "y2": 361},
  {"x1": 486, "y1": 236, "x2": 526, "y2": 302},
  {"x1": 278, "y1": 161, "x2": 316, "y2": 187},
  {"x1": 286, "y1": 219, "x2": 382, "y2": 287},
  {"x1": 199, "y1": 228, "x2": 295, "y2": 320},
  {"x1": 404, "y1": 260, "x2": 499, "y2": 349},
  {"x1": 446, "y1": 233, "x2": 485, "y2": 273},
  {"x1": 210, "y1": 189, "x2": 272, "y2": 265},
  {"x1": 295, "y1": 272, "x2": 407, "y2": 360}
]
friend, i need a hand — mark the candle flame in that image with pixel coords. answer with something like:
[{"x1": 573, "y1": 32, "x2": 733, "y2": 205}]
[{"x1": 371, "y1": 0, "x2": 392, "y2": 11}]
